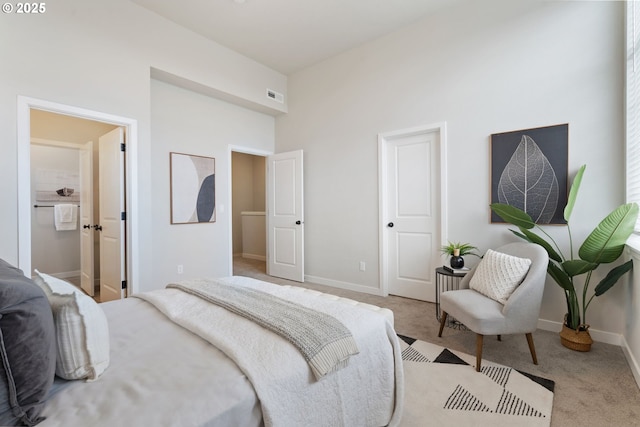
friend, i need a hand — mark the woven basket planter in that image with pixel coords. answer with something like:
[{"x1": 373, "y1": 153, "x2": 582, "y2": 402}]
[{"x1": 559, "y1": 323, "x2": 593, "y2": 352}]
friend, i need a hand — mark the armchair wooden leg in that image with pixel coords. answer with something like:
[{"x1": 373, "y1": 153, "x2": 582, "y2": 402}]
[
  {"x1": 438, "y1": 312, "x2": 448, "y2": 337},
  {"x1": 497, "y1": 335, "x2": 502, "y2": 341},
  {"x1": 526, "y1": 333, "x2": 538, "y2": 365},
  {"x1": 475, "y1": 334, "x2": 484, "y2": 372}
]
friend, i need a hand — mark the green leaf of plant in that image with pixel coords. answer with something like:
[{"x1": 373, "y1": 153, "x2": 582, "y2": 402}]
[
  {"x1": 457, "y1": 243, "x2": 479, "y2": 256},
  {"x1": 547, "y1": 261, "x2": 574, "y2": 292},
  {"x1": 509, "y1": 229, "x2": 531, "y2": 242},
  {"x1": 563, "y1": 164, "x2": 586, "y2": 222},
  {"x1": 490, "y1": 203, "x2": 535, "y2": 229},
  {"x1": 594, "y1": 260, "x2": 634, "y2": 296},
  {"x1": 561, "y1": 259, "x2": 598, "y2": 277},
  {"x1": 440, "y1": 241, "x2": 479, "y2": 257},
  {"x1": 519, "y1": 227, "x2": 563, "y2": 262},
  {"x1": 565, "y1": 289, "x2": 580, "y2": 329},
  {"x1": 579, "y1": 203, "x2": 639, "y2": 264}
]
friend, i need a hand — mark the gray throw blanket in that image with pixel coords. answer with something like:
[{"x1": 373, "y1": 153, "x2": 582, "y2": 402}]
[{"x1": 168, "y1": 280, "x2": 359, "y2": 380}]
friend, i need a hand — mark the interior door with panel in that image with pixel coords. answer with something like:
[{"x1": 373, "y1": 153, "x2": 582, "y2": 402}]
[
  {"x1": 267, "y1": 150, "x2": 304, "y2": 282},
  {"x1": 384, "y1": 130, "x2": 440, "y2": 301},
  {"x1": 79, "y1": 140, "x2": 94, "y2": 296},
  {"x1": 98, "y1": 127, "x2": 126, "y2": 302}
]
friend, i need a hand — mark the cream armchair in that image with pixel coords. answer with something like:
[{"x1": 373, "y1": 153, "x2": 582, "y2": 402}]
[{"x1": 438, "y1": 242, "x2": 548, "y2": 371}]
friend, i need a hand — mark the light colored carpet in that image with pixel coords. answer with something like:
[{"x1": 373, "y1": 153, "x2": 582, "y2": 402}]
[
  {"x1": 233, "y1": 256, "x2": 640, "y2": 427},
  {"x1": 399, "y1": 335, "x2": 553, "y2": 427}
]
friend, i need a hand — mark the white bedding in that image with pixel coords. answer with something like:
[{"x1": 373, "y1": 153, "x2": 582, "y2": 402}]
[
  {"x1": 138, "y1": 276, "x2": 404, "y2": 427},
  {"x1": 39, "y1": 276, "x2": 403, "y2": 427}
]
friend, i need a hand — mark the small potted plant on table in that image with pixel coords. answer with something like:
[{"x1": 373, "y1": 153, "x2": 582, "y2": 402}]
[{"x1": 440, "y1": 241, "x2": 479, "y2": 269}]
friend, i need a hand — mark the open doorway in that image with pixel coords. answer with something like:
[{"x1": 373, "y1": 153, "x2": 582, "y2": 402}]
[
  {"x1": 30, "y1": 110, "x2": 123, "y2": 301},
  {"x1": 231, "y1": 151, "x2": 267, "y2": 275},
  {"x1": 17, "y1": 96, "x2": 139, "y2": 299},
  {"x1": 229, "y1": 148, "x2": 305, "y2": 283}
]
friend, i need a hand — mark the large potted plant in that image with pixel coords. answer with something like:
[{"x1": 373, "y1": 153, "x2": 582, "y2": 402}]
[{"x1": 491, "y1": 164, "x2": 638, "y2": 351}]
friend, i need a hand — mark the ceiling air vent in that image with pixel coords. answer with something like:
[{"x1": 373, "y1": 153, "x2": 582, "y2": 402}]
[{"x1": 266, "y1": 89, "x2": 284, "y2": 103}]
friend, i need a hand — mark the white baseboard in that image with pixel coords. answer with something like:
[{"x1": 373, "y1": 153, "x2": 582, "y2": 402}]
[
  {"x1": 241, "y1": 253, "x2": 266, "y2": 261},
  {"x1": 50, "y1": 270, "x2": 80, "y2": 279},
  {"x1": 537, "y1": 318, "x2": 622, "y2": 345},
  {"x1": 536, "y1": 319, "x2": 561, "y2": 334},
  {"x1": 304, "y1": 274, "x2": 385, "y2": 296},
  {"x1": 621, "y1": 335, "x2": 640, "y2": 390}
]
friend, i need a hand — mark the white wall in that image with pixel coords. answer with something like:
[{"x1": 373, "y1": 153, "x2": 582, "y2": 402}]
[
  {"x1": 30, "y1": 145, "x2": 81, "y2": 275},
  {"x1": 0, "y1": 0, "x2": 285, "y2": 291},
  {"x1": 276, "y1": 0, "x2": 626, "y2": 334},
  {"x1": 150, "y1": 79, "x2": 274, "y2": 285}
]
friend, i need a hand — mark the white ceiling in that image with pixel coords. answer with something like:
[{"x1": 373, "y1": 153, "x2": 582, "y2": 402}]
[{"x1": 131, "y1": 0, "x2": 459, "y2": 75}]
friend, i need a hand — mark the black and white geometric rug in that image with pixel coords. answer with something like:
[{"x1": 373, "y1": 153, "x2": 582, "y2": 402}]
[{"x1": 398, "y1": 335, "x2": 555, "y2": 427}]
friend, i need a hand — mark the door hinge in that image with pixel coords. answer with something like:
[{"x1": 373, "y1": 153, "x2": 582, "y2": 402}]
[
  {"x1": 120, "y1": 143, "x2": 126, "y2": 152},
  {"x1": 121, "y1": 212, "x2": 126, "y2": 221},
  {"x1": 121, "y1": 280, "x2": 127, "y2": 290}
]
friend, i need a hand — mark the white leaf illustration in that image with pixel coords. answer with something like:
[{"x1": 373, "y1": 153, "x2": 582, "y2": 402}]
[{"x1": 497, "y1": 135, "x2": 559, "y2": 224}]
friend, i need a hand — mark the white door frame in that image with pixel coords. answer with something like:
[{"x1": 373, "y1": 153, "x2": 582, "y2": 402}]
[
  {"x1": 17, "y1": 96, "x2": 139, "y2": 295},
  {"x1": 227, "y1": 145, "x2": 273, "y2": 275},
  {"x1": 378, "y1": 122, "x2": 448, "y2": 296}
]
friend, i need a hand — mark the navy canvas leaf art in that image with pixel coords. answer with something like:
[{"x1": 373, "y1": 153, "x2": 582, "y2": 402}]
[
  {"x1": 490, "y1": 124, "x2": 568, "y2": 225},
  {"x1": 497, "y1": 135, "x2": 559, "y2": 224}
]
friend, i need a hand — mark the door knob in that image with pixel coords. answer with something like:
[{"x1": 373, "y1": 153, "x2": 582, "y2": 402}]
[
  {"x1": 295, "y1": 220, "x2": 302, "y2": 225},
  {"x1": 93, "y1": 225, "x2": 103, "y2": 231},
  {"x1": 83, "y1": 224, "x2": 91, "y2": 229},
  {"x1": 387, "y1": 222, "x2": 394, "y2": 228}
]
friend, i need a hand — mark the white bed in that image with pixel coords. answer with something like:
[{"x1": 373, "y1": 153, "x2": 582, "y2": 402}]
[{"x1": 37, "y1": 276, "x2": 404, "y2": 427}]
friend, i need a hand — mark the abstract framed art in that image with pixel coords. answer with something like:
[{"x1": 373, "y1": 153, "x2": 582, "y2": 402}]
[
  {"x1": 490, "y1": 124, "x2": 569, "y2": 224},
  {"x1": 170, "y1": 152, "x2": 216, "y2": 224}
]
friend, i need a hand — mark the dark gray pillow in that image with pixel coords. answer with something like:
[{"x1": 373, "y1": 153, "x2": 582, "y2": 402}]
[{"x1": 0, "y1": 259, "x2": 56, "y2": 426}]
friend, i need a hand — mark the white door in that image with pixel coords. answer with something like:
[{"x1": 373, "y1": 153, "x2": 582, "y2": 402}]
[
  {"x1": 267, "y1": 150, "x2": 304, "y2": 282},
  {"x1": 382, "y1": 129, "x2": 441, "y2": 301},
  {"x1": 99, "y1": 128, "x2": 126, "y2": 302},
  {"x1": 79, "y1": 141, "x2": 94, "y2": 296}
]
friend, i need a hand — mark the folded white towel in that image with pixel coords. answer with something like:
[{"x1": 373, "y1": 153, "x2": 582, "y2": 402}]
[{"x1": 54, "y1": 204, "x2": 78, "y2": 231}]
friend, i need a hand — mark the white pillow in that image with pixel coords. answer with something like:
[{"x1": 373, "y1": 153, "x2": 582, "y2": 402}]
[
  {"x1": 33, "y1": 270, "x2": 110, "y2": 381},
  {"x1": 469, "y1": 249, "x2": 532, "y2": 304}
]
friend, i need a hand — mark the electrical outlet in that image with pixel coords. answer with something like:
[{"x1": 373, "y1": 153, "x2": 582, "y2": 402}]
[
  {"x1": 359, "y1": 261, "x2": 366, "y2": 272},
  {"x1": 177, "y1": 265, "x2": 183, "y2": 274}
]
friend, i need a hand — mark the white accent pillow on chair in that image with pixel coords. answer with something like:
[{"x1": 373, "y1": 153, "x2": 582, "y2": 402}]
[
  {"x1": 469, "y1": 249, "x2": 532, "y2": 304},
  {"x1": 33, "y1": 270, "x2": 110, "y2": 381}
]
